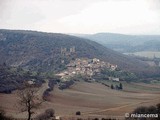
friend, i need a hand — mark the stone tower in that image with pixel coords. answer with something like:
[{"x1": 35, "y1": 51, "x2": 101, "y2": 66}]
[
  {"x1": 70, "y1": 46, "x2": 75, "y2": 53},
  {"x1": 61, "y1": 47, "x2": 67, "y2": 55}
]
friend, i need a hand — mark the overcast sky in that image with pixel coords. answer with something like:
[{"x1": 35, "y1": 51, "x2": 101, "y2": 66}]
[{"x1": 0, "y1": 0, "x2": 160, "y2": 34}]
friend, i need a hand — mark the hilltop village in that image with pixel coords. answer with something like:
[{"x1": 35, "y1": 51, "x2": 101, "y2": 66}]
[{"x1": 56, "y1": 57, "x2": 118, "y2": 81}]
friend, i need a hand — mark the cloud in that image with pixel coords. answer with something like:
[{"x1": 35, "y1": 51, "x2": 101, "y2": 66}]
[
  {"x1": 149, "y1": 0, "x2": 160, "y2": 11},
  {"x1": 0, "y1": 0, "x2": 7, "y2": 7},
  {"x1": 59, "y1": 0, "x2": 160, "y2": 34},
  {"x1": 0, "y1": 0, "x2": 160, "y2": 34},
  {"x1": 0, "y1": 0, "x2": 10, "y2": 15}
]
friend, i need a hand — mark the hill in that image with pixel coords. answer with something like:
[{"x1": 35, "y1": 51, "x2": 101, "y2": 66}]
[
  {"x1": 0, "y1": 64, "x2": 44, "y2": 93},
  {"x1": 0, "y1": 29, "x2": 159, "y2": 77},
  {"x1": 77, "y1": 33, "x2": 160, "y2": 53}
]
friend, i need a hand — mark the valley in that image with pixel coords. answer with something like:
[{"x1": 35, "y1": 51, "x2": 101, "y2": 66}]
[
  {"x1": 78, "y1": 33, "x2": 160, "y2": 53},
  {"x1": 0, "y1": 29, "x2": 160, "y2": 120},
  {"x1": 1, "y1": 0, "x2": 160, "y2": 119}
]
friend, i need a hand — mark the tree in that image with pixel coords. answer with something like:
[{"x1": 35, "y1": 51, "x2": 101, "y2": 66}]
[
  {"x1": 17, "y1": 84, "x2": 43, "y2": 120},
  {"x1": 111, "y1": 84, "x2": 114, "y2": 89},
  {"x1": 119, "y1": 83, "x2": 123, "y2": 90}
]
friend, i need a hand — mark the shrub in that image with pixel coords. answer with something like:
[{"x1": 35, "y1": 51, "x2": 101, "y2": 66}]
[
  {"x1": 126, "y1": 104, "x2": 160, "y2": 120},
  {"x1": 94, "y1": 118, "x2": 99, "y2": 120},
  {"x1": 77, "y1": 118, "x2": 83, "y2": 120},
  {"x1": 0, "y1": 109, "x2": 5, "y2": 119},
  {"x1": 157, "y1": 103, "x2": 160, "y2": 114},
  {"x1": 45, "y1": 108, "x2": 55, "y2": 117},
  {"x1": 0, "y1": 109, "x2": 13, "y2": 120},
  {"x1": 36, "y1": 113, "x2": 48, "y2": 120},
  {"x1": 76, "y1": 111, "x2": 81, "y2": 115},
  {"x1": 101, "y1": 118, "x2": 109, "y2": 120},
  {"x1": 133, "y1": 106, "x2": 147, "y2": 114},
  {"x1": 36, "y1": 108, "x2": 55, "y2": 120},
  {"x1": 111, "y1": 84, "x2": 114, "y2": 89}
]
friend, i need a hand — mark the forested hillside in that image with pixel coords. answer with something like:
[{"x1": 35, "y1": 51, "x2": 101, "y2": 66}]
[
  {"x1": 0, "y1": 64, "x2": 44, "y2": 93},
  {"x1": 0, "y1": 29, "x2": 159, "y2": 78}
]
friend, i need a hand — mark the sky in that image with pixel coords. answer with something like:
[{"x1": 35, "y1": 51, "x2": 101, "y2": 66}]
[{"x1": 0, "y1": 0, "x2": 160, "y2": 34}]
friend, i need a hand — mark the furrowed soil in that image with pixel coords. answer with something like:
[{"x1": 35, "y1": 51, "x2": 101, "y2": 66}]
[{"x1": 0, "y1": 81, "x2": 160, "y2": 119}]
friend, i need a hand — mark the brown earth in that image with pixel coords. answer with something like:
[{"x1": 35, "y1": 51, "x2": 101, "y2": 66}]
[{"x1": 0, "y1": 81, "x2": 160, "y2": 120}]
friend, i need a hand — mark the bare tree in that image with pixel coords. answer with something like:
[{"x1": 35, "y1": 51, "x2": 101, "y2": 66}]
[{"x1": 17, "y1": 84, "x2": 43, "y2": 120}]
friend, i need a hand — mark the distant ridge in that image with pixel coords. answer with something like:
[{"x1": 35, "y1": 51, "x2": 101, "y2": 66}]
[{"x1": 77, "y1": 33, "x2": 160, "y2": 53}]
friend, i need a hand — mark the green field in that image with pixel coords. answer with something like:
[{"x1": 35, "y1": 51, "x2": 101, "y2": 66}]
[
  {"x1": 99, "y1": 80, "x2": 160, "y2": 93},
  {"x1": 125, "y1": 51, "x2": 160, "y2": 58}
]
